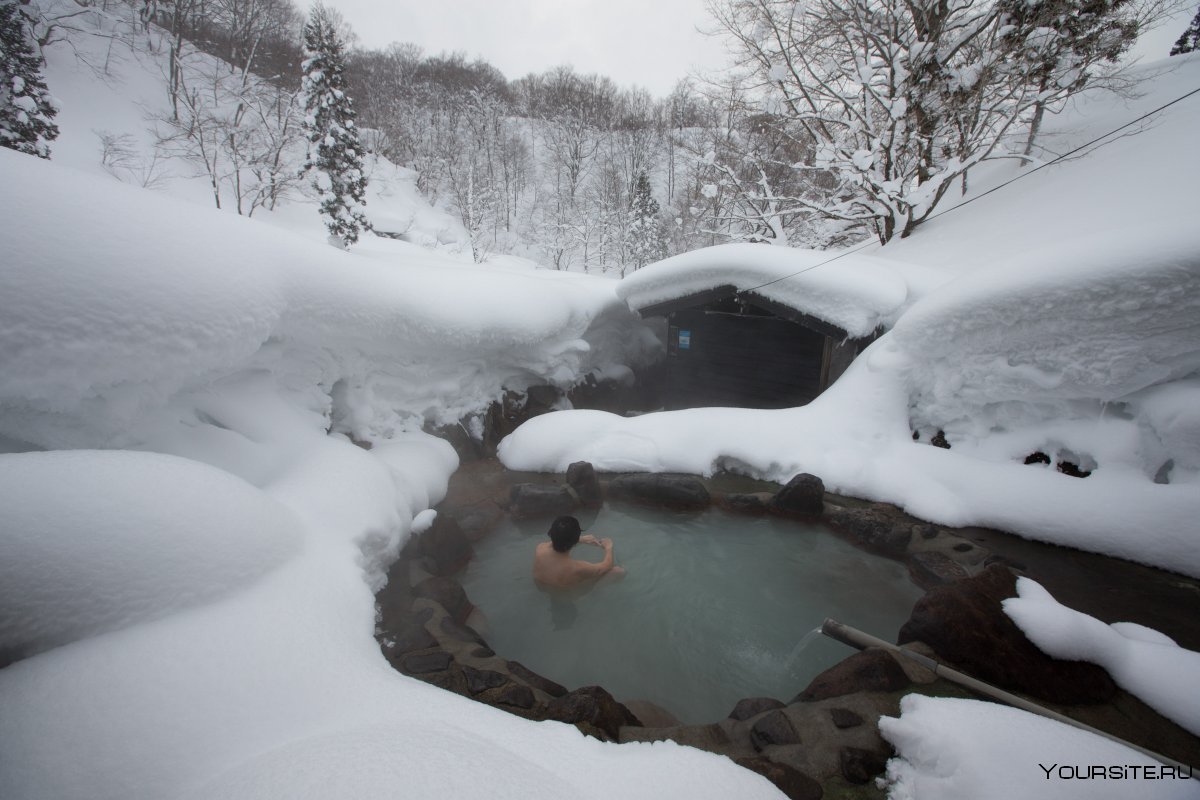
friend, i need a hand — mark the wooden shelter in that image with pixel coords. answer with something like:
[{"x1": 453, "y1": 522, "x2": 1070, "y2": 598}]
[{"x1": 635, "y1": 286, "x2": 874, "y2": 411}]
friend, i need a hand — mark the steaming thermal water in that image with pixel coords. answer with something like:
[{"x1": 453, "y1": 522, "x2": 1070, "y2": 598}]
[{"x1": 459, "y1": 504, "x2": 925, "y2": 724}]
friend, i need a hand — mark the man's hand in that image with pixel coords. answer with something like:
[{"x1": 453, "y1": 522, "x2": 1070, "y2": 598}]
[
  {"x1": 580, "y1": 534, "x2": 600, "y2": 546},
  {"x1": 601, "y1": 538, "x2": 613, "y2": 550}
]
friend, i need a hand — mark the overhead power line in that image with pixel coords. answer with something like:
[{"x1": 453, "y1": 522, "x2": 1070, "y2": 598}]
[{"x1": 734, "y1": 84, "x2": 1200, "y2": 300}]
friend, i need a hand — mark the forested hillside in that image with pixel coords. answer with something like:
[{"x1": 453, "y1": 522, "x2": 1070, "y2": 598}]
[{"x1": 11, "y1": 0, "x2": 1186, "y2": 272}]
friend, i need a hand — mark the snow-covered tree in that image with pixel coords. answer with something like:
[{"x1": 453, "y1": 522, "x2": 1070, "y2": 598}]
[
  {"x1": 0, "y1": 0, "x2": 58, "y2": 159},
  {"x1": 1171, "y1": 5, "x2": 1200, "y2": 53},
  {"x1": 706, "y1": 0, "x2": 1021, "y2": 243},
  {"x1": 627, "y1": 172, "x2": 664, "y2": 272},
  {"x1": 300, "y1": 2, "x2": 369, "y2": 247},
  {"x1": 704, "y1": 0, "x2": 1166, "y2": 244}
]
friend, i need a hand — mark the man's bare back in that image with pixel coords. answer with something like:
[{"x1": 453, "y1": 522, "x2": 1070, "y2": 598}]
[
  {"x1": 533, "y1": 535, "x2": 617, "y2": 587},
  {"x1": 532, "y1": 517, "x2": 624, "y2": 588}
]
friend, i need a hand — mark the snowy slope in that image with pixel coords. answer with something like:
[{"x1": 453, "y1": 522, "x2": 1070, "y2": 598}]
[{"x1": 37, "y1": 0, "x2": 471, "y2": 252}]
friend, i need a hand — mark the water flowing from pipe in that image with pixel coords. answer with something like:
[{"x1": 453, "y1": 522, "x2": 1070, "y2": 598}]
[{"x1": 783, "y1": 626, "x2": 824, "y2": 675}]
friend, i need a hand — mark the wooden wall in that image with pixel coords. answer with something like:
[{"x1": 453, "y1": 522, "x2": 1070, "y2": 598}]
[{"x1": 664, "y1": 305, "x2": 827, "y2": 410}]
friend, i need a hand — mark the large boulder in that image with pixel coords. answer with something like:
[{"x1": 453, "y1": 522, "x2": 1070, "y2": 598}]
[
  {"x1": 749, "y1": 709, "x2": 802, "y2": 752},
  {"x1": 566, "y1": 461, "x2": 602, "y2": 507},
  {"x1": 898, "y1": 564, "x2": 1117, "y2": 704},
  {"x1": 452, "y1": 503, "x2": 504, "y2": 541},
  {"x1": 508, "y1": 483, "x2": 576, "y2": 519},
  {"x1": 413, "y1": 577, "x2": 473, "y2": 625},
  {"x1": 543, "y1": 685, "x2": 643, "y2": 740},
  {"x1": 418, "y1": 516, "x2": 473, "y2": 576},
  {"x1": 461, "y1": 665, "x2": 508, "y2": 695},
  {"x1": 728, "y1": 696, "x2": 786, "y2": 721},
  {"x1": 720, "y1": 493, "x2": 772, "y2": 515},
  {"x1": 768, "y1": 473, "x2": 824, "y2": 516},
  {"x1": 607, "y1": 474, "x2": 710, "y2": 511},
  {"x1": 794, "y1": 648, "x2": 910, "y2": 701},
  {"x1": 907, "y1": 551, "x2": 970, "y2": 589},
  {"x1": 824, "y1": 506, "x2": 911, "y2": 556}
]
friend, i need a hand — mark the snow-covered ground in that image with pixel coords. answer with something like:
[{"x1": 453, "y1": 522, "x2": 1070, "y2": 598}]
[
  {"x1": 3, "y1": 3, "x2": 1199, "y2": 799},
  {"x1": 0, "y1": 9, "x2": 775, "y2": 799}
]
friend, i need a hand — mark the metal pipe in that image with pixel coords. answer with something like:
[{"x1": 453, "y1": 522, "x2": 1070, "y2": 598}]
[{"x1": 820, "y1": 617, "x2": 1200, "y2": 780}]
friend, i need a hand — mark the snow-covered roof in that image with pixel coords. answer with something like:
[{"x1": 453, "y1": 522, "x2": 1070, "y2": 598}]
[{"x1": 616, "y1": 243, "x2": 912, "y2": 338}]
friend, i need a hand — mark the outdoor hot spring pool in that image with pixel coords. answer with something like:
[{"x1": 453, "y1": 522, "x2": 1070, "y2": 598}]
[{"x1": 459, "y1": 503, "x2": 925, "y2": 724}]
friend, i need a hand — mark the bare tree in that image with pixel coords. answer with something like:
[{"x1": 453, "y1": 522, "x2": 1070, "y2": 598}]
[{"x1": 153, "y1": 31, "x2": 303, "y2": 215}]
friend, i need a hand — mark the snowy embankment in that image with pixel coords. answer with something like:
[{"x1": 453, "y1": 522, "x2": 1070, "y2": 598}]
[
  {"x1": 501, "y1": 55, "x2": 1200, "y2": 579},
  {"x1": 0, "y1": 148, "x2": 776, "y2": 799}
]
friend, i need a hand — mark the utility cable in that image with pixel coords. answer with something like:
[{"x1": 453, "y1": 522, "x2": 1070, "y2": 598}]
[{"x1": 734, "y1": 83, "x2": 1200, "y2": 300}]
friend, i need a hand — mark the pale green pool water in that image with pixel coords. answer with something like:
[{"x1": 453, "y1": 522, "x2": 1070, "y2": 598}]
[{"x1": 459, "y1": 503, "x2": 924, "y2": 724}]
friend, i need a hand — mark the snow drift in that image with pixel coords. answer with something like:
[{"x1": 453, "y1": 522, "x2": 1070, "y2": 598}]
[{"x1": 0, "y1": 136, "x2": 769, "y2": 800}]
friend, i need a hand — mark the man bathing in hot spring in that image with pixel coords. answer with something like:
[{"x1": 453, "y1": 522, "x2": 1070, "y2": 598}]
[{"x1": 532, "y1": 515, "x2": 625, "y2": 588}]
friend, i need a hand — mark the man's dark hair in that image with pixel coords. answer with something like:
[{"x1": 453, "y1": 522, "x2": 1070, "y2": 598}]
[{"x1": 548, "y1": 516, "x2": 582, "y2": 553}]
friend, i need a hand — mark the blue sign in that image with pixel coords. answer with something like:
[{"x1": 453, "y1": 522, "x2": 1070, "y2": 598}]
[{"x1": 678, "y1": 330, "x2": 691, "y2": 350}]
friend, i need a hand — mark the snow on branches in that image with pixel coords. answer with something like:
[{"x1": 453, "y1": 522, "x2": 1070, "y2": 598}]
[
  {"x1": 300, "y1": 2, "x2": 369, "y2": 247},
  {"x1": 706, "y1": 0, "x2": 1148, "y2": 244}
]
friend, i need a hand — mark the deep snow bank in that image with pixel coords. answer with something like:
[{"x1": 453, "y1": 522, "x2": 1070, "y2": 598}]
[
  {"x1": 0, "y1": 449, "x2": 300, "y2": 664},
  {"x1": 0, "y1": 148, "x2": 655, "y2": 452},
  {"x1": 893, "y1": 223, "x2": 1200, "y2": 471},
  {"x1": 0, "y1": 147, "x2": 777, "y2": 798}
]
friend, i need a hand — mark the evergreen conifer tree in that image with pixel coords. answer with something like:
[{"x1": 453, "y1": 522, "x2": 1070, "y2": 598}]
[
  {"x1": 300, "y1": 3, "x2": 370, "y2": 247},
  {"x1": 0, "y1": 0, "x2": 58, "y2": 159},
  {"x1": 627, "y1": 172, "x2": 663, "y2": 273},
  {"x1": 1170, "y1": 6, "x2": 1200, "y2": 55}
]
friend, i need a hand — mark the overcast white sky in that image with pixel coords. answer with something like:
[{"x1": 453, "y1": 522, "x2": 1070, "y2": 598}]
[
  {"x1": 327, "y1": 0, "x2": 730, "y2": 97},
  {"x1": 326, "y1": 0, "x2": 1196, "y2": 98}
]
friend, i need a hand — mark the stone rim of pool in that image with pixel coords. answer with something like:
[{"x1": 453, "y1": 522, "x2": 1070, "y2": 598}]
[{"x1": 374, "y1": 462, "x2": 1200, "y2": 795}]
